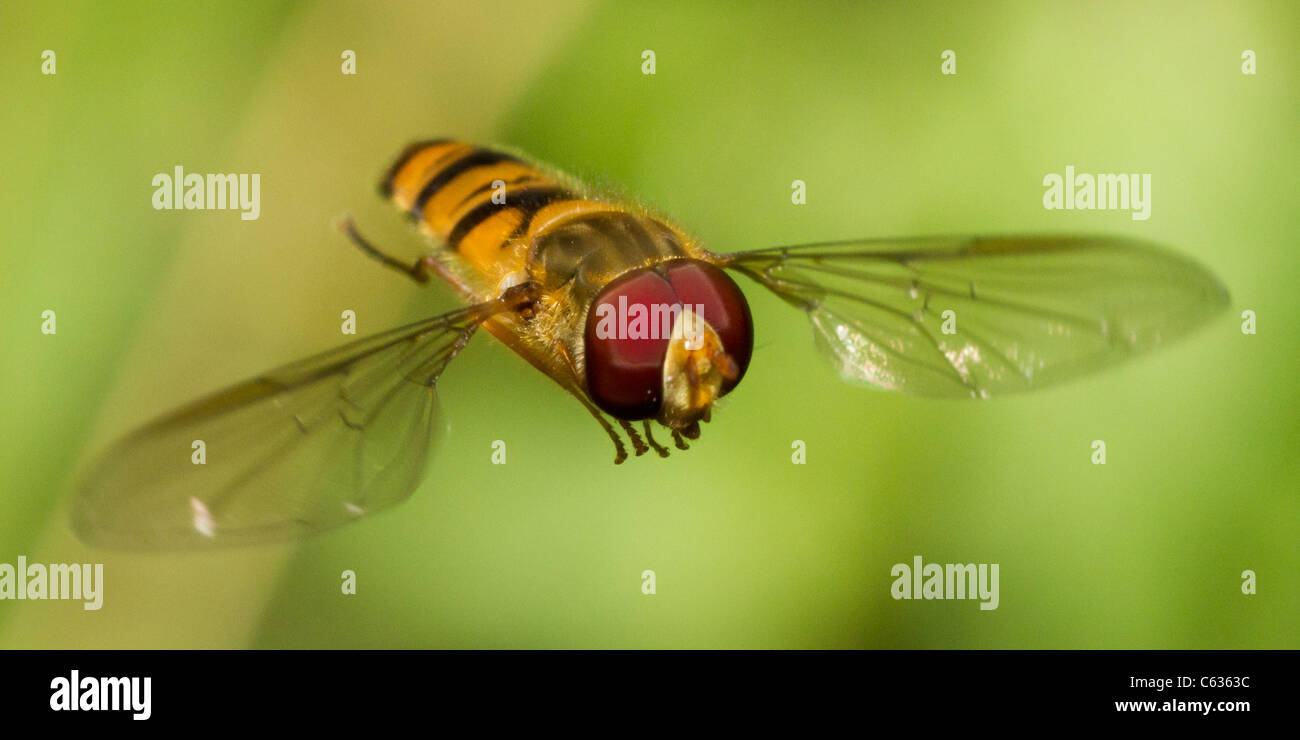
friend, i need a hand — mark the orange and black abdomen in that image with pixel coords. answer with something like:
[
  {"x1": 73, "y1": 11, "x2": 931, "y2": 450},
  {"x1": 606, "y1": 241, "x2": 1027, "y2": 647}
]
[
  {"x1": 379, "y1": 140, "x2": 580, "y2": 272},
  {"x1": 380, "y1": 140, "x2": 699, "y2": 311}
]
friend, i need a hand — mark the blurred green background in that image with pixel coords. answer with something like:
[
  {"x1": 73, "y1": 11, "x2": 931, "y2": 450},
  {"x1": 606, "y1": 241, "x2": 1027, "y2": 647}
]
[{"x1": 1, "y1": 0, "x2": 1296, "y2": 648}]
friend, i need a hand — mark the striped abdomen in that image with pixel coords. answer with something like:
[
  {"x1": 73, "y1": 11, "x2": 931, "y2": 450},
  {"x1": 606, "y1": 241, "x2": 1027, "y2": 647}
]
[
  {"x1": 378, "y1": 141, "x2": 567, "y2": 279},
  {"x1": 380, "y1": 141, "x2": 695, "y2": 305}
]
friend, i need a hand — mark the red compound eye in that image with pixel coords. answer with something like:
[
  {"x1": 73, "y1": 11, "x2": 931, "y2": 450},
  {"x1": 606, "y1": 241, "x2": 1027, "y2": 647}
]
[
  {"x1": 663, "y1": 260, "x2": 753, "y2": 393},
  {"x1": 584, "y1": 268, "x2": 677, "y2": 420},
  {"x1": 583, "y1": 260, "x2": 754, "y2": 420}
]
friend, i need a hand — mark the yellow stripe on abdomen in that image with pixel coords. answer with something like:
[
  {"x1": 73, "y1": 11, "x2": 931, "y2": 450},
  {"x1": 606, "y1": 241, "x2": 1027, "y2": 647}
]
[
  {"x1": 382, "y1": 142, "x2": 566, "y2": 235},
  {"x1": 381, "y1": 141, "x2": 664, "y2": 288}
]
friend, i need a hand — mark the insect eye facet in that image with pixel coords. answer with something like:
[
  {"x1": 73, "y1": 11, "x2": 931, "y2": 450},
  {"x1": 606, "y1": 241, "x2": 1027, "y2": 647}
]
[
  {"x1": 663, "y1": 261, "x2": 753, "y2": 394},
  {"x1": 583, "y1": 268, "x2": 677, "y2": 420}
]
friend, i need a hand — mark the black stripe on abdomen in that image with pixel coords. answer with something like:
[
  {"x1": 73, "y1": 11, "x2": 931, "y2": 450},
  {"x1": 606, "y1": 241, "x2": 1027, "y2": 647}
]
[
  {"x1": 378, "y1": 139, "x2": 451, "y2": 197},
  {"x1": 408, "y1": 149, "x2": 521, "y2": 220},
  {"x1": 447, "y1": 186, "x2": 573, "y2": 250}
]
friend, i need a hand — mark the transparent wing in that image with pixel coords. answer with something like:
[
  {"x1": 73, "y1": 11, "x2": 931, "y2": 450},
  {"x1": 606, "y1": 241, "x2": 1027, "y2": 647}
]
[
  {"x1": 73, "y1": 301, "x2": 503, "y2": 549},
  {"x1": 723, "y1": 235, "x2": 1229, "y2": 398}
]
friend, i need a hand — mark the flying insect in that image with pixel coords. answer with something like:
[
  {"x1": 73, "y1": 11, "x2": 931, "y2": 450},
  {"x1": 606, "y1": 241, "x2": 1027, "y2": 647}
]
[{"x1": 73, "y1": 141, "x2": 1228, "y2": 548}]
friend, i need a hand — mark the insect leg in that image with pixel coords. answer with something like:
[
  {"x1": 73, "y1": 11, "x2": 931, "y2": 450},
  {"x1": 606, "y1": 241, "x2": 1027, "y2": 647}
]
[
  {"x1": 537, "y1": 337, "x2": 637, "y2": 465},
  {"x1": 640, "y1": 420, "x2": 671, "y2": 458},
  {"x1": 577, "y1": 402, "x2": 627, "y2": 464},
  {"x1": 669, "y1": 428, "x2": 690, "y2": 450},
  {"x1": 338, "y1": 215, "x2": 438, "y2": 284},
  {"x1": 618, "y1": 419, "x2": 650, "y2": 457}
]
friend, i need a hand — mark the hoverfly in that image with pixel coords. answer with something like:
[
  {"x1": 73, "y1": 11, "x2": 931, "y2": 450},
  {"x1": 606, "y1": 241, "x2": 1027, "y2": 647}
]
[{"x1": 74, "y1": 140, "x2": 1228, "y2": 548}]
